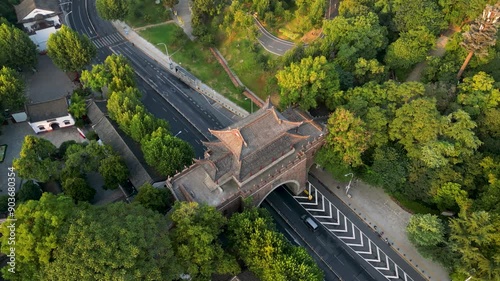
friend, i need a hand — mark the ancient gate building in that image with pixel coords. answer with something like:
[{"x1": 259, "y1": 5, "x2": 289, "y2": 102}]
[{"x1": 166, "y1": 100, "x2": 325, "y2": 214}]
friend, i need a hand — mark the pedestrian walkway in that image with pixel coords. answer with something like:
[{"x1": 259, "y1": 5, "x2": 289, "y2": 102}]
[
  {"x1": 406, "y1": 28, "x2": 458, "y2": 81},
  {"x1": 172, "y1": 0, "x2": 194, "y2": 40},
  {"x1": 309, "y1": 166, "x2": 450, "y2": 281}
]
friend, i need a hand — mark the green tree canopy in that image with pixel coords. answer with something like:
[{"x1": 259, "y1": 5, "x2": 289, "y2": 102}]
[
  {"x1": 324, "y1": 108, "x2": 371, "y2": 167},
  {"x1": 434, "y1": 182, "x2": 468, "y2": 212},
  {"x1": 449, "y1": 211, "x2": 500, "y2": 280},
  {"x1": 353, "y1": 58, "x2": 386, "y2": 85},
  {"x1": 129, "y1": 106, "x2": 169, "y2": 143},
  {"x1": 98, "y1": 155, "x2": 129, "y2": 190},
  {"x1": 0, "y1": 66, "x2": 25, "y2": 111},
  {"x1": 385, "y1": 27, "x2": 436, "y2": 70},
  {"x1": 322, "y1": 12, "x2": 388, "y2": 69},
  {"x1": 142, "y1": 128, "x2": 194, "y2": 176},
  {"x1": 64, "y1": 141, "x2": 114, "y2": 174},
  {"x1": 47, "y1": 25, "x2": 96, "y2": 72},
  {"x1": 439, "y1": 0, "x2": 496, "y2": 26},
  {"x1": 169, "y1": 202, "x2": 240, "y2": 279},
  {"x1": 407, "y1": 214, "x2": 445, "y2": 247},
  {"x1": 227, "y1": 207, "x2": 323, "y2": 281},
  {"x1": 81, "y1": 54, "x2": 135, "y2": 92},
  {"x1": 393, "y1": 0, "x2": 446, "y2": 34},
  {"x1": 133, "y1": 183, "x2": 173, "y2": 214},
  {"x1": 0, "y1": 194, "x2": 78, "y2": 280},
  {"x1": 44, "y1": 202, "x2": 181, "y2": 280},
  {"x1": 276, "y1": 56, "x2": 340, "y2": 110},
  {"x1": 61, "y1": 177, "x2": 96, "y2": 202},
  {"x1": 457, "y1": 71, "x2": 500, "y2": 117},
  {"x1": 13, "y1": 136, "x2": 59, "y2": 182},
  {"x1": 96, "y1": 0, "x2": 130, "y2": 20},
  {"x1": 68, "y1": 92, "x2": 86, "y2": 119},
  {"x1": 17, "y1": 180, "x2": 43, "y2": 202},
  {"x1": 0, "y1": 22, "x2": 37, "y2": 69}
]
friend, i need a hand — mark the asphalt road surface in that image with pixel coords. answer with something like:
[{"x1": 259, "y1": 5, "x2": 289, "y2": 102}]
[
  {"x1": 68, "y1": 0, "x2": 239, "y2": 157},
  {"x1": 265, "y1": 186, "x2": 380, "y2": 281}
]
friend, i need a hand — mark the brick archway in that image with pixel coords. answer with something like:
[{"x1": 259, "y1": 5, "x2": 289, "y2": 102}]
[{"x1": 255, "y1": 180, "x2": 301, "y2": 206}]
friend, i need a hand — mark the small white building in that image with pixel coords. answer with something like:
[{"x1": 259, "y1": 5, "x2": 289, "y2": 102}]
[
  {"x1": 14, "y1": 0, "x2": 62, "y2": 51},
  {"x1": 26, "y1": 97, "x2": 75, "y2": 134}
]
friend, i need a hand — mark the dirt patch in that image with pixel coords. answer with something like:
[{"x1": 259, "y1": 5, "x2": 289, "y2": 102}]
[{"x1": 301, "y1": 28, "x2": 322, "y2": 44}]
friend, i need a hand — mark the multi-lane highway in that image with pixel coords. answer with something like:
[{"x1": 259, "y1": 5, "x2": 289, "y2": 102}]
[{"x1": 67, "y1": 0, "x2": 239, "y2": 157}]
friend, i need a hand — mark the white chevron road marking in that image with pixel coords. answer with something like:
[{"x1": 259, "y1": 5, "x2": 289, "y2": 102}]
[
  {"x1": 313, "y1": 200, "x2": 334, "y2": 218},
  {"x1": 346, "y1": 231, "x2": 365, "y2": 247},
  {"x1": 330, "y1": 216, "x2": 348, "y2": 233},
  {"x1": 374, "y1": 254, "x2": 391, "y2": 271},
  {"x1": 337, "y1": 223, "x2": 357, "y2": 239},
  {"x1": 356, "y1": 240, "x2": 373, "y2": 255},
  {"x1": 365, "y1": 247, "x2": 382, "y2": 263},
  {"x1": 320, "y1": 209, "x2": 340, "y2": 224},
  {"x1": 386, "y1": 266, "x2": 400, "y2": 279}
]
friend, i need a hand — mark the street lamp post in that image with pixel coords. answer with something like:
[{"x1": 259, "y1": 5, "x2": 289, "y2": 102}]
[
  {"x1": 157, "y1": 43, "x2": 170, "y2": 62},
  {"x1": 244, "y1": 98, "x2": 253, "y2": 114},
  {"x1": 174, "y1": 130, "x2": 182, "y2": 137},
  {"x1": 344, "y1": 173, "x2": 354, "y2": 195}
]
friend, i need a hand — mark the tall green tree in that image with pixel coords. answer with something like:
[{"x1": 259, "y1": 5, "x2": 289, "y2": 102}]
[
  {"x1": 44, "y1": 203, "x2": 181, "y2": 280},
  {"x1": 434, "y1": 182, "x2": 468, "y2": 212},
  {"x1": 276, "y1": 56, "x2": 340, "y2": 110},
  {"x1": 64, "y1": 141, "x2": 113, "y2": 174},
  {"x1": 0, "y1": 66, "x2": 25, "y2": 111},
  {"x1": 61, "y1": 177, "x2": 96, "y2": 202},
  {"x1": 353, "y1": 58, "x2": 386, "y2": 85},
  {"x1": 385, "y1": 27, "x2": 436, "y2": 70},
  {"x1": 17, "y1": 180, "x2": 43, "y2": 202},
  {"x1": 324, "y1": 108, "x2": 371, "y2": 167},
  {"x1": 133, "y1": 183, "x2": 173, "y2": 214},
  {"x1": 98, "y1": 155, "x2": 129, "y2": 190},
  {"x1": 0, "y1": 194, "x2": 78, "y2": 281},
  {"x1": 438, "y1": 0, "x2": 496, "y2": 27},
  {"x1": 322, "y1": 12, "x2": 388, "y2": 69},
  {"x1": 449, "y1": 211, "x2": 500, "y2": 280},
  {"x1": 81, "y1": 54, "x2": 135, "y2": 92},
  {"x1": 407, "y1": 214, "x2": 445, "y2": 247},
  {"x1": 0, "y1": 22, "x2": 37, "y2": 69},
  {"x1": 107, "y1": 87, "x2": 142, "y2": 134},
  {"x1": 142, "y1": 128, "x2": 194, "y2": 176},
  {"x1": 457, "y1": 71, "x2": 500, "y2": 117},
  {"x1": 47, "y1": 25, "x2": 96, "y2": 72},
  {"x1": 228, "y1": 207, "x2": 323, "y2": 281},
  {"x1": 13, "y1": 136, "x2": 59, "y2": 182},
  {"x1": 129, "y1": 107, "x2": 169, "y2": 143},
  {"x1": 68, "y1": 92, "x2": 86, "y2": 119},
  {"x1": 96, "y1": 0, "x2": 130, "y2": 20},
  {"x1": 169, "y1": 202, "x2": 240, "y2": 279},
  {"x1": 393, "y1": 0, "x2": 446, "y2": 34}
]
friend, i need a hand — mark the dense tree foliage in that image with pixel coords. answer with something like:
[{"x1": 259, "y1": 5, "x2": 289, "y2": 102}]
[
  {"x1": 17, "y1": 180, "x2": 43, "y2": 202},
  {"x1": 407, "y1": 214, "x2": 445, "y2": 247},
  {"x1": 81, "y1": 54, "x2": 135, "y2": 92},
  {"x1": 169, "y1": 202, "x2": 240, "y2": 279},
  {"x1": 68, "y1": 92, "x2": 86, "y2": 119},
  {"x1": 61, "y1": 176, "x2": 96, "y2": 202},
  {"x1": 142, "y1": 128, "x2": 194, "y2": 176},
  {"x1": 134, "y1": 183, "x2": 174, "y2": 214},
  {"x1": 96, "y1": 0, "x2": 130, "y2": 20},
  {"x1": 0, "y1": 194, "x2": 181, "y2": 280},
  {"x1": 47, "y1": 25, "x2": 96, "y2": 72},
  {"x1": 98, "y1": 155, "x2": 129, "y2": 190},
  {"x1": 0, "y1": 22, "x2": 37, "y2": 69},
  {"x1": 385, "y1": 27, "x2": 435, "y2": 71},
  {"x1": 0, "y1": 194, "x2": 77, "y2": 280},
  {"x1": 227, "y1": 207, "x2": 324, "y2": 281},
  {"x1": 322, "y1": 12, "x2": 388, "y2": 69},
  {"x1": 0, "y1": 66, "x2": 25, "y2": 111},
  {"x1": 44, "y1": 202, "x2": 180, "y2": 280},
  {"x1": 13, "y1": 136, "x2": 59, "y2": 182},
  {"x1": 276, "y1": 56, "x2": 340, "y2": 110}
]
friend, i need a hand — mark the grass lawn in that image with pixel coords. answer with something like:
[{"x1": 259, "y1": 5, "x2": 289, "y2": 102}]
[
  {"x1": 139, "y1": 24, "x2": 251, "y2": 111},
  {"x1": 125, "y1": 1, "x2": 171, "y2": 28},
  {"x1": 218, "y1": 32, "x2": 281, "y2": 105}
]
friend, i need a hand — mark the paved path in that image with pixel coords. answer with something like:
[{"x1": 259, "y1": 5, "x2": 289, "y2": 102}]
[
  {"x1": 406, "y1": 29, "x2": 457, "y2": 81},
  {"x1": 173, "y1": 0, "x2": 194, "y2": 40},
  {"x1": 133, "y1": 20, "x2": 174, "y2": 31},
  {"x1": 309, "y1": 166, "x2": 450, "y2": 281}
]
